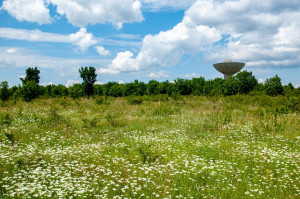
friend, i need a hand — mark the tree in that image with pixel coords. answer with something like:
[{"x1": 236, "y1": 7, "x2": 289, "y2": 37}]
[
  {"x1": 20, "y1": 67, "x2": 40, "y2": 84},
  {"x1": 147, "y1": 80, "x2": 160, "y2": 95},
  {"x1": 223, "y1": 76, "x2": 239, "y2": 96},
  {"x1": 0, "y1": 81, "x2": 10, "y2": 101},
  {"x1": 191, "y1": 77, "x2": 205, "y2": 95},
  {"x1": 19, "y1": 67, "x2": 40, "y2": 101},
  {"x1": 69, "y1": 84, "x2": 84, "y2": 99},
  {"x1": 21, "y1": 80, "x2": 40, "y2": 101},
  {"x1": 79, "y1": 66, "x2": 97, "y2": 98},
  {"x1": 265, "y1": 75, "x2": 284, "y2": 96},
  {"x1": 235, "y1": 71, "x2": 258, "y2": 94},
  {"x1": 174, "y1": 78, "x2": 192, "y2": 95}
]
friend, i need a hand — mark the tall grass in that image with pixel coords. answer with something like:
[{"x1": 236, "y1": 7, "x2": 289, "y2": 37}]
[{"x1": 0, "y1": 95, "x2": 299, "y2": 198}]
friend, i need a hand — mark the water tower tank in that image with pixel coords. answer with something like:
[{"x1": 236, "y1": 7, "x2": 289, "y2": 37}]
[{"x1": 213, "y1": 60, "x2": 245, "y2": 79}]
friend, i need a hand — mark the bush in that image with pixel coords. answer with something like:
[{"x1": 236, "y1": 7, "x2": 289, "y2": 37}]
[
  {"x1": 265, "y1": 75, "x2": 283, "y2": 96},
  {"x1": 0, "y1": 81, "x2": 10, "y2": 101},
  {"x1": 21, "y1": 80, "x2": 39, "y2": 101},
  {"x1": 69, "y1": 84, "x2": 84, "y2": 99},
  {"x1": 127, "y1": 96, "x2": 143, "y2": 105}
]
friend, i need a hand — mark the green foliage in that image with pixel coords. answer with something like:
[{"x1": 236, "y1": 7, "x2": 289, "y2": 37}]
[
  {"x1": 108, "y1": 84, "x2": 124, "y2": 97},
  {"x1": 0, "y1": 112, "x2": 10, "y2": 126},
  {"x1": 174, "y1": 78, "x2": 192, "y2": 95},
  {"x1": 21, "y1": 80, "x2": 40, "y2": 101},
  {"x1": 127, "y1": 96, "x2": 143, "y2": 105},
  {"x1": 265, "y1": 75, "x2": 284, "y2": 96},
  {"x1": 20, "y1": 67, "x2": 40, "y2": 84},
  {"x1": 79, "y1": 66, "x2": 97, "y2": 97},
  {"x1": 191, "y1": 77, "x2": 205, "y2": 95},
  {"x1": 0, "y1": 81, "x2": 10, "y2": 101},
  {"x1": 235, "y1": 70, "x2": 258, "y2": 94},
  {"x1": 147, "y1": 80, "x2": 160, "y2": 95},
  {"x1": 223, "y1": 71, "x2": 257, "y2": 96},
  {"x1": 124, "y1": 80, "x2": 146, "y2": 96},
  {"x1": 94, "y1": 96, "x2": 106, "y2": 105},
  {"x1": 69, "y1": 84, "x2": 84, "y2": 99}
]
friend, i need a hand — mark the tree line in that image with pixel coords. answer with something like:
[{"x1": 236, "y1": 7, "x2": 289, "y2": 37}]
[{"x1": 0, "y1": 66, "x2": 298, "y2": 102}]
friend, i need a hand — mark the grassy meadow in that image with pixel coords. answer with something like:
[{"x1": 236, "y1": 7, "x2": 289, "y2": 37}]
[{"x1": 0, "y1": 95, "x2": 299, "y2": 198}]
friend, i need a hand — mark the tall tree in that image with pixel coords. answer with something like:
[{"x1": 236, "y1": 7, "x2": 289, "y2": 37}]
[
  {"x1": 79, "y1": 66, "x2": 97, "y2": 98},
  {"x1": 20, "y1": 67, "x2": 40, "y2": 84},
  {"x1": 265, "y1": 75, "x2": 283, "y2": 96},
  {"x1": 0, "y1": 81, "x2": 10, "y2": 101}
]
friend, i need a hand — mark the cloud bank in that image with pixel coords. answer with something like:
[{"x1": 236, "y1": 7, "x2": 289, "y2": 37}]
[
  {"x1": 100, "y1": 0, "x2": 300, "y2": 74},
  {"x1": 1, "y1": 0, "x2": 144, "y2": 28},
  {"x1": 0, "y1": 27, "x2": 100, "y2": 52}
]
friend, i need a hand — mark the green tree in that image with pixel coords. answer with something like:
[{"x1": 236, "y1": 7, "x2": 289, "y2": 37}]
[
  {"x1": 0, "y1": 81, "x2": 10, "y2": 101},
  {"x1": 174, "y1": 78, "x2": 192, "y2": 95},
  {"x1": 191, "y1": 77, "x2": 205, "y2": 95},
  {"x1": 265, "y1": 75, "x2": 284, "y2": 96},
  {"x1": 79, "y1": 66, "x2": 97, "y2": 98},
  {"x1": 69, "y1": 84, "x2": 84, "y2": 99},
  {"x1": 20, "y1": 67, "x2": 40, "y2": 84},
  {"x1": 21, "y1": 80, "x2": 40, "y2": 101},
  {"x1": 147, "y1": 80, "x2": 160, "y2": 95},
  {"x1": 235, "y1": 71, "x2": 258, "y2": 94},
  {"x1": 223, "y1": 76, "x2": 239, "y2": 96}
]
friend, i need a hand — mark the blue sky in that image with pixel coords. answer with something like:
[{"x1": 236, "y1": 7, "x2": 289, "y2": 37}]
[{"x1": 0, "y1": 0, "x2": 300, "y2": 87}]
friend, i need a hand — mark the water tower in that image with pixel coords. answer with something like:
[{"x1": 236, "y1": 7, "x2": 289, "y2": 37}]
[{"x1": 213, "y1": 60, "x2": 245, "y2": 79}]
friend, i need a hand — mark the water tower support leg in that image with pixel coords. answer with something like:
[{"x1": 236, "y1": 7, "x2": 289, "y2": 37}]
[{"x1": 224, "y1": 74, "x2": 230, "y2": 79}]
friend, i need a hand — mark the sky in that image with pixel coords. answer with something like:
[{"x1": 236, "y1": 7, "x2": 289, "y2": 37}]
[{"x1": 0, "y1": 0, "x2": 300, "y2": 88}]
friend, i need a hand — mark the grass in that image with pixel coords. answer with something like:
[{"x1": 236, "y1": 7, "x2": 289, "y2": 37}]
[{"x1": 0, "y1": 95, "x2": 299, "y2": 198}]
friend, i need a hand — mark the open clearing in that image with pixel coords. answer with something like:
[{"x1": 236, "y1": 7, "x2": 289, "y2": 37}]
[{"x1": 0, "y1": 95, "x2": 299, "y2": 198}]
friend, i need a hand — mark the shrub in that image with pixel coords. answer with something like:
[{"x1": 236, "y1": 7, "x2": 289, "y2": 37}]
[
  {"x1": 21, "y1": 80, "x2": 40, "y2": 101},
  {"x1": 0, "y1": 81, "x2": 10, "y2": 101},
  {"x1": 265, "y1": 75, "x2": 283, "y2": 96},
  {"x1": 127, "y1": 96, "x2": 143, "y2": 105}
]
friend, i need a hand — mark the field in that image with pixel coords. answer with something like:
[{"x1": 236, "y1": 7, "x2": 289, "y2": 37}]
[{"x1": 0, "y1": 95, "x2": 299, "y2": 198}]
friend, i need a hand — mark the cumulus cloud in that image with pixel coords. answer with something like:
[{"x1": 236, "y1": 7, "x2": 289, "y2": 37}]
[
  {"x1": 100, "y1": 21, "x2": 221, "y2": 74},
  {"x1": 149, "y1": 71, "x2": 169, "y2": 78},
  {"x1": 102, "y1": 0, "x2": 300, "y2": 74},
  {"x1": 47, "y1": 0, "x2": 144, "y2": 28},
  {"x1": 69, "y1": 28, "x2": 98, "y2": 51},
  {"x1": 184, "y1": 0, "x2": 300, "y2": 68},
  {"x1": 179, "y1": 73, "x2": 198, "y2": 78},
  {"x1": 6, "y1": 48, "x2": 17, "y2": 53},
  {"x1": 95, "y1": 46, "x2": 111, "y2": 56},
  {"x1": 141, "y1": 0, "x2": 196, "y2": 11},
  {"x1": 0, "y1": 27, "x2": 98, "y2": 51},
  {"x1": 1, "y1": 0, "x2": 144, "y2": 28},
  {"x1": 65, "y1": 80, "x2": 81, "y2": 87},
  {"x1": 0, "y1": 47, "x2": 111, "y2": 76},
  {"x1": 1, "y1": 0, "x2": 51, "y2": 25}
]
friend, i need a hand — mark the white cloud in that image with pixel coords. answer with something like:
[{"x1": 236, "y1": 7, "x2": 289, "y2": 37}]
[
  {"x1": 101, "y1": 22, "x2": 221, "y2": 74},
  {"x1": 0, "y1": 47, "x2": 111, "y2": 76},
  {"x1": 118, "y1": 80, "x2": 125, "y2": 84},
  {"x1": 184, "y1": 0, "x2": 300, "y2": 68},
  {"x1": 103, "y1": 0, "x2": 300, "y2": 75},
  {"x1": 178, "y1": 73, "x2": 198, "y2": 78},
  {"x1": 1, "y1": 0, "x2": 51, "y2": 25},
  {"x1": 6, "y1": 48, "x2": 17, "y2": 53},
  {"x1": 1, "y1": 0, "x2": 144, "y2": 28},
  {"x1": 69, "y1": 28, "x2": 98, "y2": 51},
  {"x1": 0, "y1": 27, "x2": 98, "y2": 51},
  {"x1": 95, "y1": 46, "x2": 111, "y2": 56},
  {"x1": 94, "y1": 81, "x2": 104, "y2": 85},
  {"x1": 65, "y1": 80, "x2": 81, "y2": 87},
  {"x1": 258, "y1": 78, "x2": 265, "y2": 83},
  {"x1": 47, "y1": 0, "x2": 144, "y2": 28},
  {"x1": 40, "y1": 82, "x2": 54, "y2": 86},
  {"x1": 141, "y1": 0, "x2": 196, "y2": 11},
  {"x1": 149, "y1": 71, "x2": 169, "y2": 78}
]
